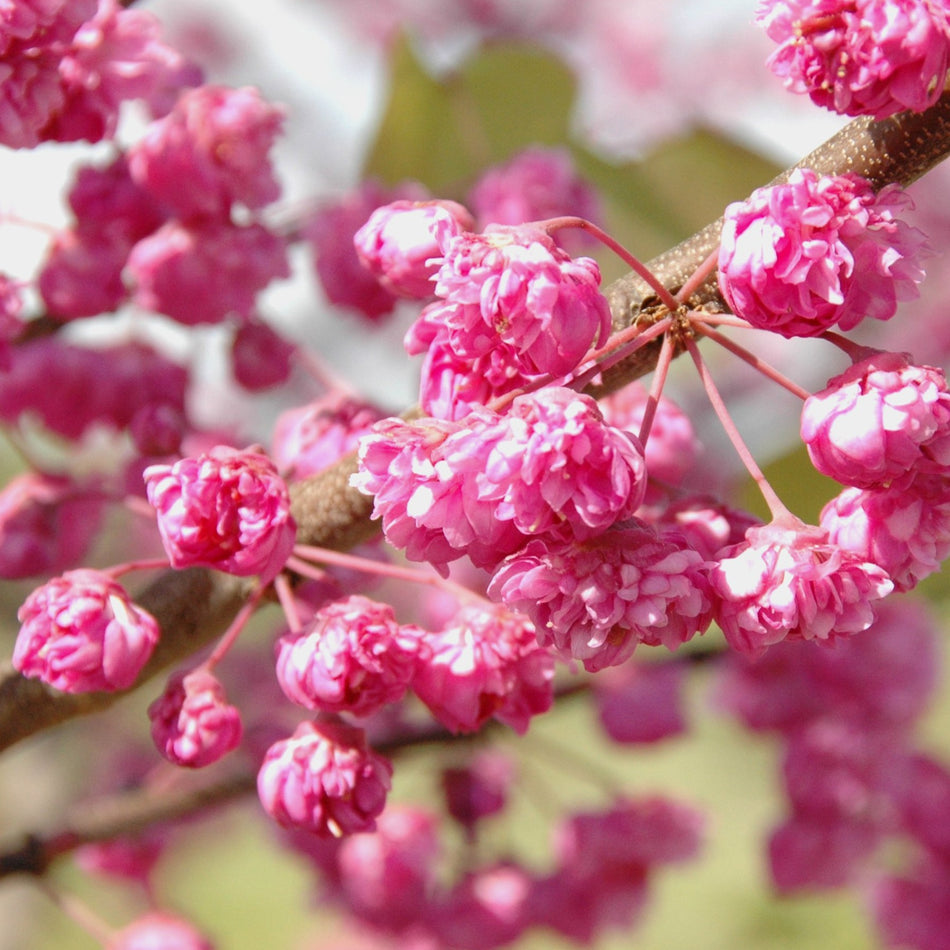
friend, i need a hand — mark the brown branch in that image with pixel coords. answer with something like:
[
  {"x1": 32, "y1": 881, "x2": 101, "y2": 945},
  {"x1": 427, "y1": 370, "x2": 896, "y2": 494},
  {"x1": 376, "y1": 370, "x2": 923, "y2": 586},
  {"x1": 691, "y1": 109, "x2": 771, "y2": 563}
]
[{"x1": 1, "y1": 95, "x2": 949, "y2": 755}]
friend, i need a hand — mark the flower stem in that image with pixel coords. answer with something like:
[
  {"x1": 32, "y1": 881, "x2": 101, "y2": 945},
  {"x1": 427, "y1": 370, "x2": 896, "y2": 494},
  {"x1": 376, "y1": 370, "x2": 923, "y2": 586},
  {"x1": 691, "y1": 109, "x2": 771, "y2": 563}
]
[
  {"x1": 289, "y1": 546, "x2": 484, "y2": 605},
  {"x1": 691, "y1": 321, "x2": 812, "y2": 401},
  {"x1": 675, "y1": 248, "x2": 720, "y2": 304},
  {"x1": 685, "y1": 337, "x2": 792, "y2": 521},
  {"x1": 541, "y1": 216, "x2": 679, "y2": 311}
]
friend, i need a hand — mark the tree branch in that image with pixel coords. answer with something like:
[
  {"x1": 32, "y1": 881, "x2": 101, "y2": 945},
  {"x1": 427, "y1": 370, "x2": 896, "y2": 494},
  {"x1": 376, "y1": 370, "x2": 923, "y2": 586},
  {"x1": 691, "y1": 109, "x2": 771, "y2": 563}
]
[{"x1": 1, "y1": 94, "x2": 949, "y2": 755}]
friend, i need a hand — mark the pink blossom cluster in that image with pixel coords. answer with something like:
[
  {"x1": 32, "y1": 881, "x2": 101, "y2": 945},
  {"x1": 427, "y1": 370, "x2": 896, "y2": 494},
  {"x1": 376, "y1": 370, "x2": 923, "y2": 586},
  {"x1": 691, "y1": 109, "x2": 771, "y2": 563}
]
[
  {"x1": 144, "y1": 445, "x2": 296, "y2": 583},
  {"x1": 710, "y1": 516, "x2": 893, "y2": 658},
  {"x1": 800, "y1": 350, "x2": 950, "y2": 592},
  {"x1": 718, "y1": 169, "x2": 928, "y2": 338},
  {"x1": 0, "y1": 0, "x2": 199, "y2": 149},
  {"x1": 756, "y1": 0, "x2": 950, "y2": 119},
  {"x1": 0, "y1": 338, "x2": 188, "y2": 442},
  {"x1": 411, "y1": 603, "x2": 554, "y2": 735},
  {"x1": 717, "y1": 597, "x2": 950, "y2": 936},
  {"x1": 280, "y1": 795, "x2": 702, "y2": 946},
  {"x1": 421, "y1": 224, "x2": 611, "y2": 378}
]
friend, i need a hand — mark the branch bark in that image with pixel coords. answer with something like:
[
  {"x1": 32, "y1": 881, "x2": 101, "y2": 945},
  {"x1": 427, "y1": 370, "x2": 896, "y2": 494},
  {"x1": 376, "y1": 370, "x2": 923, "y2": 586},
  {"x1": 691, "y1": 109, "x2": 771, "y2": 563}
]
[{"x1": 1, "y1": 93, "x2": 949, "y2": 755}]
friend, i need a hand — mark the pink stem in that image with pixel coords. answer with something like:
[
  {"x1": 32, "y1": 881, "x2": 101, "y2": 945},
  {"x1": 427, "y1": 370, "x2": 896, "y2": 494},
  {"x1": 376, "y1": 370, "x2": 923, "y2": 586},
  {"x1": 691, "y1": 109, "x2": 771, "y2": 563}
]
[
  {"x1": 104, "y1": 558, "x2": 170, "y2": 579},
  {"x1": 37, "y1": 880, "x2": 116, "y2": 945},
  {"x1": 569, "y1": 316, "x2": 673, "y2": 394},
  {"x1": 818, "y1": 331, "x2": 880, "y2": 363},
  {"x1": 685, "y1": 337, "x2": 792, "y2": 521},
  {"x1": 289, "y1": 545, "x2": 483, "y2": 604},
  {"x1": 202, "y1": 583, "x2": 267, "y2": 670},
  {"x1": 638, "y1": 331, "x2": 675, "y2": 447},
  {"x1": 273, "y1": 573, "x2": 302, "y2": 633},
  {"x1": 675, "y1": 248, "x2": 720, "y2": 304},
  {"x1": 541, "y1": 216, "x2": 679, "y2": 311},
  {"x1": 691, "y1": 321, "x2": 812, "y2": 401}
]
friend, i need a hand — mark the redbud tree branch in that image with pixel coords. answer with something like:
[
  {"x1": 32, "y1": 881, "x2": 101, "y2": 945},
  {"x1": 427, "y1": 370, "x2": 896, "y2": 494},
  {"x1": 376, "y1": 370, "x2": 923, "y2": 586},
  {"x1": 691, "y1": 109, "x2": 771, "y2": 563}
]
[{"x1": 0, "y1": 94, "x2": 949, "y2": 755}]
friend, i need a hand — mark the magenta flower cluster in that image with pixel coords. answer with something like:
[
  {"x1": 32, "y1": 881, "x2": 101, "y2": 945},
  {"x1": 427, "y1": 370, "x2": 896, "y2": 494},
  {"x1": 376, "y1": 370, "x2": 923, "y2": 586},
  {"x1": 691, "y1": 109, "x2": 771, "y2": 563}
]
[{"x1": 718, "y1": 169, "x2": 928, "y2": 338}]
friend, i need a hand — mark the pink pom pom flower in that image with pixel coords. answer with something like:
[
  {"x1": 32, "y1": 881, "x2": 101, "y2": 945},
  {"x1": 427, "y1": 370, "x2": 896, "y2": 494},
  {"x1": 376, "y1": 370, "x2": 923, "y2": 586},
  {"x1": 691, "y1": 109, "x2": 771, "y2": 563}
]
[
  {"x1": 718, "y1": 169, "x2": 928, "y2": 338},
  {"x1": 354, "y1": 198, "x2": 474, "y2": 299},
  {"x1": 757, "y1": 0, "x2": 950, "y2": 119},
  {"x1": 488, "y1": 521, "x2": 714, "y2": 671},
  {"x1": 411, "y1": 604, "x2": 555, "y2": 735},
  {"x1": 711, "y1": 517, "x2": 894, "y2": 657},
  {"x1": 144, "y1": 445, "x2": 296, "y2": 584},
  {"x1": 419, "y1": 223, "x2": 611, "y2": 377},
  {"x1": 256, "y1": 719, "x2": 392, "y2": 837},
  {"x1": 275, "y1": 595, "x2": 422, "y2": 717},
  {"x1": 13, "y1": 569, "x2": 160, "y2": 693},
  {"x1": 802, "y1": 350, "x2": 950, "y2": 488},
  {"x1": 148, "y1": 668, "x2": 243, "y2": 768},
  {"x1": 128, "y1": 84, "x2": 284, "y2": 219}
]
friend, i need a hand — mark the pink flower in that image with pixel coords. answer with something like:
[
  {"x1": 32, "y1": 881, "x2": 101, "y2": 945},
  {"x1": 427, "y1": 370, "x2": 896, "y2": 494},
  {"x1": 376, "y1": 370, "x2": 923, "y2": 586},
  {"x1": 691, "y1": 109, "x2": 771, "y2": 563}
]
[
  {"x1": 426, "y1": 224, "x2": 611, "y2": 376},
  {"x1": 66, "y1": 154, "x2": 166, "y2": 243},
  {"x1": 821, "y1": 475, "x2": 950, "y2": 592},
  {"x1": 594, "y1": 661, "x2": 686, "y2": 745},
  {"x1": 469, "y1": 146, "x2": 601, "y2": 251},
  {"x1": 275, "y1": 595, "x2": 422, "y2": 716},
  {"x1": 417, "y1": 326, "x2": 540, "y2": 421},
  {"x1": 489, "y1": 522, "x2": 713, "y2": 671},
  {"x1": 354, "y1": 198, "x2": 474, "y2": 298},
  {"x1": 718, "y1": 169, "x2": 929, "y2": 338},
  {"x1": 144, "y1": 445, "x2": 296, "y2": 583},
  {"x1": 710, "y1": 517, "x2": 894, "y2": 657},
  {"x1": 108, "y1": 912, "x2": 213, "y2": 950},
  {"x1": 128, "y1": 219, "x2": 290, "y2": 324},
  {"x1": 353, "y1": 388, "x2": 647, "y2": 574},
  {"x1": 0, "y1": 0, "x2": 97, "y2": 148},
  {"x1": 599, "y1": 381, "x2": 701, "y2": 487},
  {"x1": 304, "y1": 180, "x2": 428, "y2": 321},
  {"x1": 801, "y1": 350, "x2": 950, "y2": 488},
  {"x1": 230, "y1": 318, "x2": 295, "y2": 391},
  {"x1": 0, "y1": 472, "x2": 102, "y2": 579},
  {"x1": 38, "y1": 228, "x2": 129, "y2": 319},
  {"x1": 0, "y1": 338, "x2": 186, "y2": 440},
  {"x1": 256, "y1": 719, "x2": 392, "y2": 837},
  {"x1": 128, "y1": 84, "x2": 283, "y2": 219},
  {"x1": 871, "y1": 855, "x2": 950, "y2": 950},
  {"x1": 148, "y1": 668, "x2": 243, "y2": 768},
  {"x1": 13, "y1": 569, "x2": 160, "y2": 693},
  {"x1": 272, "y1": 394, "x2": 385, "y2": 482},
  {"x1": 757, "y1": 0, "x2": 950, "y2": 119},
  {"x1": 337, "y1": 805, "x2": 441, "y2": 930},
  {"x1": 43, "y1": 0, "x2": 201, "y2": 144},
  {"x1": 442, "y1": 750, "x2": 514, "y2": 834},
  {"x1": 430, "y1": 864, "x2": 534, "y2": 949},
  {"x1": 411, "y1": 604, "x2": 555, "y2": 735}
]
